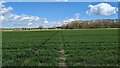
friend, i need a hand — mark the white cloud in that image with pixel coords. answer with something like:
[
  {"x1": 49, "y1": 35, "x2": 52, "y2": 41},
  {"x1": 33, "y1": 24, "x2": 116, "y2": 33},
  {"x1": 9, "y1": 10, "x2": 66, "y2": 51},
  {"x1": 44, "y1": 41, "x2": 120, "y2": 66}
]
[
  {"x1": 63, "y1": 13, "x2": 80, "y2": 23},
  {"x1": 4, "y1": 14, "x2": 40, "y2": 22},
  {"x1": 1, "y1": 0, "x2": 80, "y2": 28},
  {"x1": 0, "y1": 1, "x2": 13, "y2": 23},
  {"x1": 74, "y1": 13, "x2": 80, "y2": 20},
  {"x1": 0, "y1": 1, "x2": 13, "y2": 16},
  {"x1": 0, "y1": 0, "x2": 43, "y2": 28},
  {"x1": 86, "y1": 3, "x2": 118, "y2": 16},
  {"x1": 28, "y1": 23, "x2": 33, "y2": 26},
  {"x1": 43, "y1": 18, "x2": 49, "y2": 23},
  {"x1": 0, "y1": 1, "x2": 5, "y2": 9},
  {"x1": 63, "y1": 18, "x2": 76, "y2": 23},
  {"x1": 0, "y1": 7, "x2": 13, "y2": 15},
  {"x1": 0, "y1": 15, "x2": 4, "y2": 22}
]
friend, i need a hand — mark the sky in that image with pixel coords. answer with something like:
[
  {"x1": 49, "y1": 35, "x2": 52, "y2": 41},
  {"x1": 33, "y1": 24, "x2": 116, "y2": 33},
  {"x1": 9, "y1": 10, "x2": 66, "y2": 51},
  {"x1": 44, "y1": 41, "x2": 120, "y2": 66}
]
[
  {"x1": 4, "y1": 0, "x2": 119, "y2": 2},
  {"x1": 0, "y1": 0, "x2": 119, "y2": 28},
  {"x1": 5, "y1": 2, "x2": 118, "y2": 20}
]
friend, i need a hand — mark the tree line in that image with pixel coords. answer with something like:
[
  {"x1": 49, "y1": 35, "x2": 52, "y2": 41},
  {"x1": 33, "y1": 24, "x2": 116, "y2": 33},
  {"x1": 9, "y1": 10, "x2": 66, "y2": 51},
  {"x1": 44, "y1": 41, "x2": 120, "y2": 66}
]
[
  {"x1": 1, "y1": 19, "x2": 119, "y2": 30},
  {"x1": 58, "y1": 19, "x2": 120, "y2": 29}
]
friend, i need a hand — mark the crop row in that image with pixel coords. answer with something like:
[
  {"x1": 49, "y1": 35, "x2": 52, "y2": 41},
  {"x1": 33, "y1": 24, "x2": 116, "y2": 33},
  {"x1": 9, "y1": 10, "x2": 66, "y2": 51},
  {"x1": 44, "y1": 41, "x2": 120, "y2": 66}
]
[
  {"x1": 62, "y1": 29, "x2": 118, "y2": 66},
  {"x1": 2, "y1": 29, "x2": 119, "y2": 66}
]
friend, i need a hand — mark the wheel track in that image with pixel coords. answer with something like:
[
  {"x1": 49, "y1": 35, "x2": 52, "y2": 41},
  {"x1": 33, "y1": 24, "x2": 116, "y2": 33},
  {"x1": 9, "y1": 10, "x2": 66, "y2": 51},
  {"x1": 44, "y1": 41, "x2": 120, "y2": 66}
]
[
  {"x1": 22, "y1": 31, "x2": 59, "y2": 65},
  {"x1": 41, "y1": 31, "x2": 59, "y2": 46},
  {"x1": 58, "y1": 30, "x2": 68, "y2": 68}
]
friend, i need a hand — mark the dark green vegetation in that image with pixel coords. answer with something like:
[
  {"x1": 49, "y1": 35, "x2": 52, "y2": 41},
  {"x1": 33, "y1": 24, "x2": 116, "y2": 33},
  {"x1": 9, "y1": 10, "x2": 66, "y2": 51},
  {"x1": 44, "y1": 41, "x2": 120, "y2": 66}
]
[
  {"x1": 60, "y1": 20, "x2": 119, "y2": 29},
  {"x1": 2, "y1": 29, "x2": 119, "y2": 66}
]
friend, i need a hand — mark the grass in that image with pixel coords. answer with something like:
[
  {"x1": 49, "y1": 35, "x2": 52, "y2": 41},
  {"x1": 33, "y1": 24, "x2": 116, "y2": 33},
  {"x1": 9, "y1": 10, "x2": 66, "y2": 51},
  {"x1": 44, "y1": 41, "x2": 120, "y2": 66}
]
[{"x1": 2, "y1": 29, "x2": 119, "y2": 66}]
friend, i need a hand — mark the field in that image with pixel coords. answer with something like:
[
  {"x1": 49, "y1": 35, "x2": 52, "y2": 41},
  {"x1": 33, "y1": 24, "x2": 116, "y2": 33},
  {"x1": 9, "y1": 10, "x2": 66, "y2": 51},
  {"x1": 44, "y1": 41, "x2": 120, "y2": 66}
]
[{"x1": 2, "y1": 29, "x2": 119, "y2": 67}]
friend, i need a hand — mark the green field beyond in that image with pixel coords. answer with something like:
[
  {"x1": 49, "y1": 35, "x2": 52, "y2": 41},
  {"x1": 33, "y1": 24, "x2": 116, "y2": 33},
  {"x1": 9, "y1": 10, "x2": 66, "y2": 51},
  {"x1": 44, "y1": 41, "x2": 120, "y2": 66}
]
[{"x1": 2, "y1": 29, "x2": 119, "y2": 66}]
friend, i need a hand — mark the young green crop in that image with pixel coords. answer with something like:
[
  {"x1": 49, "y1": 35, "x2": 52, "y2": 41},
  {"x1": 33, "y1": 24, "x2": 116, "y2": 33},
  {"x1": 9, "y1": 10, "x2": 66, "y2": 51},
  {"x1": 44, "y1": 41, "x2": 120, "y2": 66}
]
[{"x1": 2, "y1": 29, "x2": 119, "y2": 66}]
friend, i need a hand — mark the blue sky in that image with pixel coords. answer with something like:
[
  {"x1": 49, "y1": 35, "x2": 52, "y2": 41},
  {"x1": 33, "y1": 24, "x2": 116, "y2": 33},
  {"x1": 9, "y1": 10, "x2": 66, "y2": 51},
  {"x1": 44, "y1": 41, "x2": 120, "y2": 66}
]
[
  {"x1": 1, "y1": 1, "x2": 118, "y2": 28},
  {"x1": 4, "y1": 0, "x2": 118, "y2": 2},
  {"x1": 5, "y1": 2, "x2": 118, "y2": 21}
]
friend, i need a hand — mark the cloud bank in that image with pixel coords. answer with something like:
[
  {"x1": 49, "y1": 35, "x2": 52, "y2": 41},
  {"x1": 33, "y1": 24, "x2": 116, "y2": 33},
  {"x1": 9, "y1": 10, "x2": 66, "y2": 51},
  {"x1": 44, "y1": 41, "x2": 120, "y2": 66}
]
[
  {"x1": 0, "y1": 0, "x2": 44, "y2": 28},
  {"x1": 63, "y1": 13, "x2": 80, "y2": 23},
  {"x1": 86, "y1": 3, "x2": 118, "y2": 16},
  {"x1": 0, "y1": 0, "x2": 81, "y2": 28}
]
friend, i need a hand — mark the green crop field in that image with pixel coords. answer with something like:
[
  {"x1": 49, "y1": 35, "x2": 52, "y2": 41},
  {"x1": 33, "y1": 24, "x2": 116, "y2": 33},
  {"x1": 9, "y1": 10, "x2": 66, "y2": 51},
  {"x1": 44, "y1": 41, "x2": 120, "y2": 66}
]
[{"x1": 2, "y1": 29, "x2": 119, "y2": 67}]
